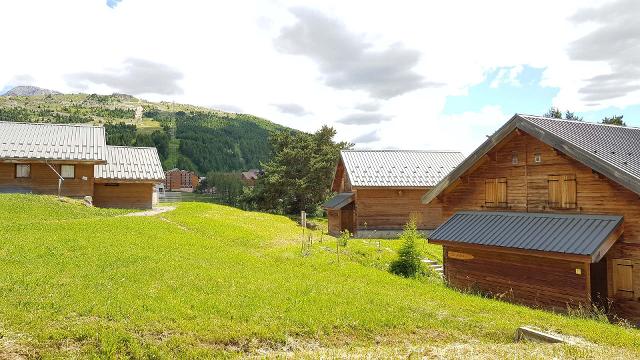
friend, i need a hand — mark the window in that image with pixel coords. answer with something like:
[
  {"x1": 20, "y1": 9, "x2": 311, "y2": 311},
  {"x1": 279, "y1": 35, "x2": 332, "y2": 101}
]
[
  {"x1": 61, "y1": 164, "x2": 75, "y2": 179},
  {"x1": 534, "y1": 153, "x2": 542, "y2": 163},
  {"x1": 485, "y1": 178, "x2": 507, "y2": 207},
  {"x1": 15, "y1": 164, "x2": 30, "y2": 178},
  {"x1": 613, "y1": 259, "x2": 635, "y2": 300},
  {"x1": 512, "y1": 152, "x2": 518, "y2": 165},
  {"x1": 548, "y1": 174, "x2": 576, "y2": 209}
]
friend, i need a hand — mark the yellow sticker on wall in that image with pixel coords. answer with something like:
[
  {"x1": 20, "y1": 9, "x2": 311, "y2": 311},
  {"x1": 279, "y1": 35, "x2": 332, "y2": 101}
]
[{"x1": 448, "y1": 251, "x2": 474, "y2": 260}]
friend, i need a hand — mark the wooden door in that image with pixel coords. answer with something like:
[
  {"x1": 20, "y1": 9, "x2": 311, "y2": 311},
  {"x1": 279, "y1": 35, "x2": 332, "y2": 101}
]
[
  {"x1": 590, "y1": 258, "x2": 608, "y2": 310},
  {"x1": 341, "y1": 208, "x2": 355, "y2": 235}
]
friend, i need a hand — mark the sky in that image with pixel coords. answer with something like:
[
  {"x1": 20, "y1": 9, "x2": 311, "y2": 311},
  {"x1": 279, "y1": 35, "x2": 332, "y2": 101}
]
[{"x1": 1, "y1": 0, "x2": 639, "y2": 154}]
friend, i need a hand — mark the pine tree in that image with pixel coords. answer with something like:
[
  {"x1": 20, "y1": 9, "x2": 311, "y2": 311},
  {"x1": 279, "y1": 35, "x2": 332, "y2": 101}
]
[{"x1": 389, "y1": 219, "x2": 423, "y2": 277}]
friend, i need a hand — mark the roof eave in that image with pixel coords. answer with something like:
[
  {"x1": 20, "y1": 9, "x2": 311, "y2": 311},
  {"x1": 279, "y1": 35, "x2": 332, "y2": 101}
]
[
  {"x1": 421, "y1": 114, "x2": 522, "y2": 204},
  {"x1": 428, "y1": 239, "x2": 592, "y2": 262},
  {"x1": 0, "y1": 158, "x2": 108, "y2": 164},
  {"x1": 95, "y1": 178, "x2": 164, "y2": 183},
  {"x1": 353, "y1": 185, "x2": 432, "y2": 189}
]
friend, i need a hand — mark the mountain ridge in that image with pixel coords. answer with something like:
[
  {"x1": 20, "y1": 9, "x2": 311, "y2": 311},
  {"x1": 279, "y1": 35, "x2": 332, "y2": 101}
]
[
  {"x1": 0, "y1": 91, "x2": 296, "y2": 174},
  {"x1": 2, "y1": 85, "x2": 62, "y2": 96}
]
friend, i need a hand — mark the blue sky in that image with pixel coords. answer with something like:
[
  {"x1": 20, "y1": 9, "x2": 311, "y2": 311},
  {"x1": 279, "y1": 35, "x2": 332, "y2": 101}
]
[
  {"x1": 0, "y1": 84, "x2": 12, "y2": 95},
  {"x1": 444, "y1": 65, "x2": 640, "y2": 127},
  {"x1": 106, "y1": 0, "x2": 122, "y2": 9},
  {"x1": 444, "y1": 66, "x2": 558, "y2": 117}
]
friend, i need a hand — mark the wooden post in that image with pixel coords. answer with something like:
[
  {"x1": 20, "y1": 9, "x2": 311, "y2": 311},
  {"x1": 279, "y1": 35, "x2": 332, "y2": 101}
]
[{"x1": 301, "y1": 211, "x2": 307, "y2": 255}]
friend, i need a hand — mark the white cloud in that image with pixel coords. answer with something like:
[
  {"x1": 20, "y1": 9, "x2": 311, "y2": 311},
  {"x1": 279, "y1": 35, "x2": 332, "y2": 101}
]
[
  {"x1": 490, "y1": 65, "x2": 524, "y2": 88},
  {"x1": 66, "y1": 58, "x2": 184, "y2": 95},
  {"x1": 0, "y1": 0, "x2": 633, "y2": 153}
]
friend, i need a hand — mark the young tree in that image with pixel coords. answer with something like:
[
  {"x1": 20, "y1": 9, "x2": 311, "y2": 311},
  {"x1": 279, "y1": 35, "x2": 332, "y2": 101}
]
[
  {"x1": 389, "y1": 219, "x2": 424, "y2": 278},
  {"x1": 250, "y1": 126, "x2": 351, "y2": 214},
  {"x1": 602, "y1": 115, "x2": 626, "y2": 126}
]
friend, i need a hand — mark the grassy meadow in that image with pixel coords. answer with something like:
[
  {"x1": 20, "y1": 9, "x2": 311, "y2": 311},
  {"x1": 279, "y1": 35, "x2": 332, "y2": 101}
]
[{"x1": 0, "y1": 194, "x2": 639, "y2": 358}]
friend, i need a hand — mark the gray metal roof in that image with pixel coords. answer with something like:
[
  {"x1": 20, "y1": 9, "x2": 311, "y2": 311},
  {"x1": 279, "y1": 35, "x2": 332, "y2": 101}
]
[
  {"x1": 423, "y1": 114, "x2": 640, "y2": 204},
  {"x1": 430, "y1": 211, "x2": 622, "y2": 258},
  {"x1": 341, "y1": 150, "x2": 465, "y2": 188},
  {"x1": 521, "y1": 115, "x2": 640, "y2": 179},
  {"x1": 95, "y1": 146, "x2": 165, "y2": 181},
  {"x1": 0, "y1": 121, "x2": 106, "y2": 162},
  {"x1": 323, "y1": 192, "x2": 354, "y2": 209}
]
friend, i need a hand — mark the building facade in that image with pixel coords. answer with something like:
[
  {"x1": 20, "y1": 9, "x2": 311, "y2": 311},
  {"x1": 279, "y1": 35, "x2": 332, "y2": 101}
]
[
  {"x1": 324, "y1": 150, "x2": 464, "y2": 238},
  {"x1": 164, "y1": 168, "x2": 199, "y2": 192},
  {"x1": 0, "y1": 121, "x2": 164, "y2": 209},
  {"x1": 423, "y1": 114, "x2": 640, "y2": 323}
]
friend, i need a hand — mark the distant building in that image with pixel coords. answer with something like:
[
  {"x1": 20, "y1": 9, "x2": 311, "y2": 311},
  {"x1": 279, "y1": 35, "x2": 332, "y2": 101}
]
[
  {"x1": 323, "y1": 150, "x2": 464, "y2": 238},
  {"x1": 164, "y1": 169, "x2": 199, "y2": 192},
  {"x1": 0, "y1": 121, "x2": 165, "y2": 209},
  {"x1": 240, "y1": 169, "x2": 262, "y2": 187}
]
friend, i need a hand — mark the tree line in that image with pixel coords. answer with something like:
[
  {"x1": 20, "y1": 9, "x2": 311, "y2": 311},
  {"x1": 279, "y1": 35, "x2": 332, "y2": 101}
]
[
  {"x1": 104, "y1": 123, "x2": 170, "y2": 162},
  {"x1": 200, "y1": 126, "x2": 351, "y2": 215},
  {"x1": 0, "y1": 107, "x2": 92, "y2": 124},
  {"x1": 543, "y1": 107, "x2": 627, "y2": 126},
  {"x1": 174, "y1": 111, "x2": 289, "y2": 173}
]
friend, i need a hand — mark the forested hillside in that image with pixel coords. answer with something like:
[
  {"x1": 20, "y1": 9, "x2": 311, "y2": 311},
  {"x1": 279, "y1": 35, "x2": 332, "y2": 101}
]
[{"x1": 0, "y1": 91, "x2": 295, "y2": 173}]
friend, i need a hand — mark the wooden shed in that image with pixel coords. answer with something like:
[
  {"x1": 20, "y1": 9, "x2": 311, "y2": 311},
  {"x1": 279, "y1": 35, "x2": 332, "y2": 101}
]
[
  {"x1": 422, "y1": 114, "x2": 640, "y2": 322},
  {"x1": 324, "y1": 150, "x2": 464, "y2": 237},
  {"x1": 94, "y1": 146, "x2": 166, "y2": 209}
]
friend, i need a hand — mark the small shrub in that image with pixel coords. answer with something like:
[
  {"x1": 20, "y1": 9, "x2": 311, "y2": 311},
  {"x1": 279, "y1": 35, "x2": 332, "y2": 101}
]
[
  {"x1": 389, "y1": 219, "x2": 423, "y2": 278},
  {"x1": 338, "y1": 230, "x2": 350, "y2": 247}
]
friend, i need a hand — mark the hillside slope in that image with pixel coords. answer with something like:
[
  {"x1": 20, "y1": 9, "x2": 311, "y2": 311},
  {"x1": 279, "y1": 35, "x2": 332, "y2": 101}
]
[
  {"x1": 0, "y1": 91, "x2": 295, "y2": 173},
  {"x1": 0, "y1": 194, "x2": 639, "y2": 358}
]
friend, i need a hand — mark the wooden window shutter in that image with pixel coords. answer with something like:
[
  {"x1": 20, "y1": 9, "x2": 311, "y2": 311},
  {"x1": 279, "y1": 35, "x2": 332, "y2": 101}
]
[
  {"x1": 562, "y1": 174, "x2": 577, "y2": 208},
  {"x1": 613, "y1": 259, "x2": 635, "y2": 300},
  {"x1": 496, "y1": 178, "x2": 507, "y2": 207},
  {"x1": 485, "y1": 179, "x2": 496, "y2": 207},
  {"x1": 548, "y1": 175, "x2": 561, "y2": 207}
]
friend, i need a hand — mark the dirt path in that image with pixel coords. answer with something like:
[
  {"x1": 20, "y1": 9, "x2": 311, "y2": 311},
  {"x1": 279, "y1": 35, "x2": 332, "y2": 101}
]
[
  {"x1": 124, "y1": 206, "x2": 175, "y2": 217},
  {"x1": 134, "y1": 105, "x2": 143, "y2": 122}
]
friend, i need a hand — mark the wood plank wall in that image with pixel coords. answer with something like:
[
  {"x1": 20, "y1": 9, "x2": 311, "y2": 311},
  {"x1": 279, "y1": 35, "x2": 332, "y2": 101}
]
[
  {"x1": 355, "y1": 188, "x2": 443, "y2": 230},
  {"x1": 328, "y1": 209, "x2": 341, "y2": 236},
  {"x1": 329, "y1": 160, "x2": 445, "y2": 233},
  {"x1": 438, "y1": 130, "x2": 640, "y2": 321},
  {"x1": 443, "y1": 245, "x2": 590, "y2": 310},
  {"x1": 0, "y1": 162, "x2": 94, "y2": 197},
  {"x1": 93, "y1": 183, "x2": 154, "y2": 209}
]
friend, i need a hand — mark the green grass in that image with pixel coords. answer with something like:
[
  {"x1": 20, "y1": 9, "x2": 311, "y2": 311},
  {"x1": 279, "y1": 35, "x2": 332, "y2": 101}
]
[
  {"x1": 0, "y1": 194, "x2": 639, "y2": 358},
  {"x1": 336, "y1": 238, "x2": 442, "y2": 272}
]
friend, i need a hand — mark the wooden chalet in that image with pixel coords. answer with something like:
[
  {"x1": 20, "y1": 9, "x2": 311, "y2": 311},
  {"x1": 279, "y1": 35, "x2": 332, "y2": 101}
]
[
  {"x1": 324, "y1": 150, "x2": 464, "y2": 237},
  {"x1": 0, "y1": 121, "x2": 164, "y2": 209},
  {"x1": 422, "y1": 114, "x2": 640, "y2": 322}
]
